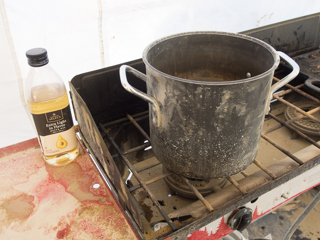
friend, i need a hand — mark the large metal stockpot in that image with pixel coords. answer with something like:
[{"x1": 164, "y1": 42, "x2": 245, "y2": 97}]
[{"x1": 120, "y1": 32, "x2": 299, "y2": 179}]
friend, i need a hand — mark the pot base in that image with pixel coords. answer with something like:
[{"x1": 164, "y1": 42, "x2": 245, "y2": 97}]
[{"x1": 163, "y1": 167, "x2": 227, "y2": 199}]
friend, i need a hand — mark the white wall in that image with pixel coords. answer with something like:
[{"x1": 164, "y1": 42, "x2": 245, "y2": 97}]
[{"x1": 1, "y1": 0, "x2": 320, "y2": 148}]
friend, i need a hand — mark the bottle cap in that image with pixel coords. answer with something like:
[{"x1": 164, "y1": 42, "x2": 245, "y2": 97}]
[{"x1": 26, "y1": 48, "x2": 49, "y2": 67}]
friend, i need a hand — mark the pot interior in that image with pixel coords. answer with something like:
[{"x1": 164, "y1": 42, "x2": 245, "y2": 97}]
[{"x1": 144, "y1": 33, "x2": 277, "y2": 82}]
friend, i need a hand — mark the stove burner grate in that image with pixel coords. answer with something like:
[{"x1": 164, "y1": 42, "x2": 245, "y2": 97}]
[
  {"x1": 285, "y1": 101, "x2": 320, "y2": 136},
  {"x1": 163, "y1": 167, "x2": 227, "y2": 199}
]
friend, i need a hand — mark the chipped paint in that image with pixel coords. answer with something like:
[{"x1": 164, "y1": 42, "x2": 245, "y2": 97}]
[{"x1": 187, "y1": 217, "x2": 233, "y2": 239}]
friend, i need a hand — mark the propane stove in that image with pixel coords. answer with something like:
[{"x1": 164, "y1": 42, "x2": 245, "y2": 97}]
[{"x1": 70, "y1": 14, "x2": 320, "y2": 239}]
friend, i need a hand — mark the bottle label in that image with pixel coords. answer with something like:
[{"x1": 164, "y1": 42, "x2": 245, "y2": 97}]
[{"x1": 28, "y1": 92, "x2": 78, "y2": 156}]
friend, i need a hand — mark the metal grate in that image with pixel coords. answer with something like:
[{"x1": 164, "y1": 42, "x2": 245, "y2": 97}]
[{"x1": 98, "y1": 74, "x2": 320, "y2": 238}]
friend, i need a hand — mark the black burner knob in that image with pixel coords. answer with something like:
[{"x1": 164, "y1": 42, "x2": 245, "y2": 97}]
[{"x1": 227, "y1": 207, "x2": 253, "y2": 231}]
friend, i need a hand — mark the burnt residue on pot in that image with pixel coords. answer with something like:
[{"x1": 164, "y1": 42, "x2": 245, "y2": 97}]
[{"x1": 148, "y1": 67, "x2": 271, "y2": 179}]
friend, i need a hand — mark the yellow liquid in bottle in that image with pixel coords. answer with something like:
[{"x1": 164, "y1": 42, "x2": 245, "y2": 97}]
[
  {"x1": 43, "y1": 144, "x2": 80, "y2": 166},
  {"x1": 30, "y1": 84, "x2": 79, "y2": 166}
]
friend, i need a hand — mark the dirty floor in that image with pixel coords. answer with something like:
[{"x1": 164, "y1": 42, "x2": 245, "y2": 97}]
[{"x1": 246, "y1": 187, "x2": 320, "y2": 240}]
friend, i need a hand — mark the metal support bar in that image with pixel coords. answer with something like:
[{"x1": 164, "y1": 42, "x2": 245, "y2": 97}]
[
  {"x1": 273, "y1": 77, "x2": 320, "y2": 104},
  {"x1": 272, "y1": 95, "x2": 320, "y2": 123},
  {"x1": 129, "y1": 172, "x2": 174, "y2": 192},
  {"x1": 253, "y1": 160, "x2": 277, "y2": 179},
  {"x1": 99, "y1": 123, "x2": 177, "y2": 230},
  {"x1": 241, "y1": 171, "x2": 249, "y2": 177},
  {"x1": 127, "y1": 114, "x2": 151, "y2": 142},
  {"x1": 269, "y1": 113, "x2": 320, "y2": 149},
  {"x1": 137, "y1": 162, "x2": 161, "y2": 173},
  {"x1": 179, "y1": 175, "x2": 214, "y2": 212},
  {"x1": 112, "y1": 142, "x2": 151, "y2": 158},
  {"x1": 261, "y1": 133, "x2": 304, "y2": 165},
  {"x1": 286, "y1": 106, "x2": 320, "y2": 125},
  {"x1": 263, "y1": 106, "x2": 320, "y2": 135},
  {"x1": 273, "y1": 83, "x2": 304, "y2": 97},
  {"x1": 102, "y1": 111, "x2": 149, "y2": 128},
  {"x1": 226, "y1": 176, "x2": 247, "y2": 195}
]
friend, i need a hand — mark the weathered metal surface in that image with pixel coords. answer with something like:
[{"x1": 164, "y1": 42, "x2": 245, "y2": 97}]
[
  {"x1": 270, "y1": 113, "x2": 320, "y2": 149},
  {"x1": 164, "y1": 169, "x2": 320, "y2": 240},
  {"x1": 261, "y1": 133, "x2": 304, "y2": 165},
  {"x1": 273, "y1": 95, "x2": 320, "y2": 123},
  {"x1": 160, "y1": 144, "x2": 320, "y2": 240},
  {"x1": 100, "y1": 125, "x2": 177, "y2": 231},
  {"x1": 112, "y1": 142, "x2": 151, "y2": 159},
  {"x1": 295, "y1": 50, "x2": 320, "y2": 79},
  {"x1": 70, "y1": 59, "x2": 148, "y2": 126},
  {"x1": 274, "y1": 77, "x2": 320, "y2": 104},
  {"x1": 69, "y1": 83, "x2": 143, "y2": 230},
  {"x1": 253, "y1": 160, "x2": 277, "y2": 179},
  {"x1": 127, "y1": 114, "x2": 151, "y2": 142},
  {"x1": 264, "y1": 106, "x2": 320, "y2": 135},
  {"x1": 242, "y1": 13, "x2": 320, "y2": 56},
  {"x1": 226, "y1": 177, "x2": 247, "y2": 195},
  {"x1": 179, "y1": 176, "x2": 214, "y2": 212},
  {"x1": 0, "y1": 138, "x2": 138, "y2": 239},
  {"x1": 305, "y1": 77, "x2": 320, "y2": 98}
]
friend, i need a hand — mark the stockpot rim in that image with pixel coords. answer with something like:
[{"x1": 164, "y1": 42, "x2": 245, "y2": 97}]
[{"x1": 142, "y1": 31, "x2": 280, "y2": 85}]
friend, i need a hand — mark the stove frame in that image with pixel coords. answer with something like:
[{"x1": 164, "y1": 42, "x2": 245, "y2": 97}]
[{"x1": 70, "y1": 13, "x2": 320, "y2": 239}]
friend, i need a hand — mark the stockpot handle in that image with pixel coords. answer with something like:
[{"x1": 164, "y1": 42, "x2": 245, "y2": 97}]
[
  {"x1": 119, "y1": 65, "x2": 161, "y2": 127},
  {"x1": 265, "y1": 51, "x2": 300, "y2": 114}
]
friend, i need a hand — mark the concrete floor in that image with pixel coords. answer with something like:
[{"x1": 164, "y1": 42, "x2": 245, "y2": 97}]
[{"x1": 246, "y1": 187, "x2": 320, "y2": 240}]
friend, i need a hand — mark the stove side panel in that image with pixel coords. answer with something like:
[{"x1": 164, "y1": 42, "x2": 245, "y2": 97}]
[{"x1": 69, "y1": 82, "x2": 143, "y2": 232}]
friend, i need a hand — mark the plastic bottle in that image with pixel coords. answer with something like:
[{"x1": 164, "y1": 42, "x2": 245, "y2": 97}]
[{"x1": 25, "y1": 48, "x2": 79, "y2": 166}]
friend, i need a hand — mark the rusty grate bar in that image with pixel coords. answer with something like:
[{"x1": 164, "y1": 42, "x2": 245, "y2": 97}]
[
  {"x1": 179, "y1": 175, "x2": 214, "y2": 212},
  {"x1": 112, "y1": 142, "x2": 151, "y2": 158},
  {"x1": 102, "y1": 110, "x2": 149, "y2": 128},
  {"x1": 241, "y1": 171, "x2": 249, "y2": 177},
  {"x1": 262, "y1": 77, "x2": 320, "y2": 136},
  {"x1": 273, "y1": 77, "x2": 320, "y2": 104},
  {"x1": 253, "y1": 160, "x2": 277, "y2": 179},
  {"x1": 285, "y1": 107, "x2": 320, "y2": 125},
  {"x1": 137, "y1": 162, "x2": 161, "y2": 173},
  {"x1": 99, "y1": 123, "x2": 177, "y2": 230},
  {"x1": 127, "y1": 114, "x2": 151, "y2": 142},
  {"x1": 129, "y1": 172, "x2": 174, "y2": 192},
  {"x1": 269, "y1": 113, "x2": 320, "y2": 149},
  {"x1": 273, "y1": 83, "x2": 304, "y2": 98},
  {"x1": 263, "y1": 106, "x2": 320, "y2": 135},
  {"x1": 272, "y1": 95, "x2": 320, "y2": 123},
  {"x1": 261, "y1": 133, "x2": 304, "y2": 165},
  {"x1": 226, "y1": 176, "x2": 247, "y2": 195}
]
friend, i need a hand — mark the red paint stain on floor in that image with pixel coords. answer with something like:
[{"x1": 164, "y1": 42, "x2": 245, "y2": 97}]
[
  {"x1": 31, "y1": 178, "x2": 69, "y2": 203},
  {"x1": 56, "y1": 224, "x2": 70, "y2": 239},
  {"x1": 0, "y1": 150, "x2": 44, "y2": 188},
  {"x1": 44, "y1": 157, "x2": 110, "y2": 203},
  {"x1": 1, "y1": 193, "x2": 35, "y2": 221},
  {"x1": 52, "y1": 200, "x2": 112, "y2": 239},
  {"x1": 0, "y1": 139, "x2": 138, "y2": 239}
]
